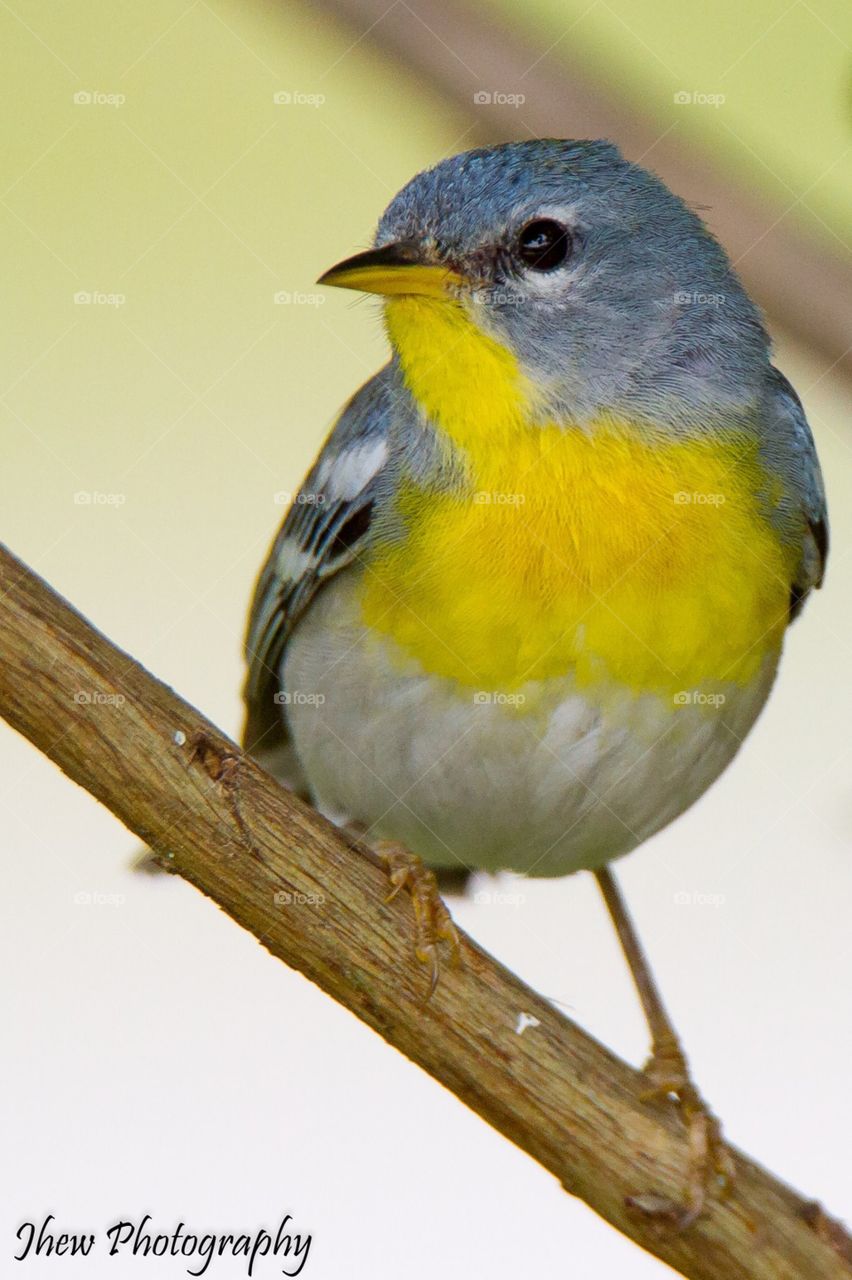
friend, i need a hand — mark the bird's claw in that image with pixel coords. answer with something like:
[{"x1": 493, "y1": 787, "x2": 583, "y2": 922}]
[
  {"x1": 376, "y1": 841, "x2": 461, "y2": 998},
  {"x1": 634, "y1": 1035, "x2": 734, "y2": 1227}
]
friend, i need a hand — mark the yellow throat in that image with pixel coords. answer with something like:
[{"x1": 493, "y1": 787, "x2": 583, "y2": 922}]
[{"x1": 359, "y1": 295, "x2": 792, "y2": 698}]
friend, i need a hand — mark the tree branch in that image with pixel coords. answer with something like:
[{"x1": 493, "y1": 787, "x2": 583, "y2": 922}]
[{"x1": 1, "y1": 540, "x2": 849, "y2": 1280}]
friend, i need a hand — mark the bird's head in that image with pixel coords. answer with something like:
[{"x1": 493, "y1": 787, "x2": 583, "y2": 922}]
[{"x1": 319, "y1": 140, "x2": 769, "y2": 430}]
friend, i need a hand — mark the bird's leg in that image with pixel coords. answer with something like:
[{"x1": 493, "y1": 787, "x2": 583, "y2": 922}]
[
  {"x1": 345, "y1": 828, "x2": 460, "y2": 998},
  {"x1": 595, "y1": 867, "x2": 735, "y2": 1225}
]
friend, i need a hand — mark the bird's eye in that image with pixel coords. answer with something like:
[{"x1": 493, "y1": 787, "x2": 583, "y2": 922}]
[{"x1": 516, "y1": 219, "x2": 572, "y2": 271}]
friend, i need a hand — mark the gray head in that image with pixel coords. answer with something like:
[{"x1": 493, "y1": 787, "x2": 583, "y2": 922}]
[{"x1": 321, "y1": 140, "x2": 770, "y2": 425}]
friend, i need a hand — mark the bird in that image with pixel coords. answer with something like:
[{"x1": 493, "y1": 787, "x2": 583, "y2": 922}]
[{"x1": 242, "y1": 139, "x2": 827, "y2": 1223}]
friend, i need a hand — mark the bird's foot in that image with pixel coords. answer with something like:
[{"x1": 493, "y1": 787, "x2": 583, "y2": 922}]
[
  {"x1": 633, "y1": 1033, "x2": 735, "y2": 1227},
  {"x1": 376, "y1": 841, "x2": 461, "y2": 999}
]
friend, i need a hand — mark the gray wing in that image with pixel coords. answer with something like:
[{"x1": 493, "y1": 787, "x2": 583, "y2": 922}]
[
  {"x1": 242, "y1": 370, "x2": 393, "y2": 765},
  {"x1": 765, "y1": 366, "x2": 828, "y2": 620}
]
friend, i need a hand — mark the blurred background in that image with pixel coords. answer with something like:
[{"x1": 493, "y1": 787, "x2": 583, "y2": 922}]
[{"x1": 1, "y1": 1, "x2": 850, "y2": 1276}]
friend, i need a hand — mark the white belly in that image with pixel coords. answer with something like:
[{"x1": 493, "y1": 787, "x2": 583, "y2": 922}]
[{"x1": 281, "y1": 573, "x2": 780, "y2": 877}]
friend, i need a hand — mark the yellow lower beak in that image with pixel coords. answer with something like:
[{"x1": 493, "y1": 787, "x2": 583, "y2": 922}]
[{"x1": 318, "y1": 241, "x2": 462, "y2": 299}]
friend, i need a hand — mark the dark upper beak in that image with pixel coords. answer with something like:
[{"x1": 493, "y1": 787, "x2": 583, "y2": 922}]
[{"x1": 317, "y1": 240, "x2": 463, "y2": 298}]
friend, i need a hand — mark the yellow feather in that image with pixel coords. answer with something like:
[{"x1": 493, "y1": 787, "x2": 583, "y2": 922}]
[{"x1": 363, "y1": 296, "x2": 793, "y2": 698}]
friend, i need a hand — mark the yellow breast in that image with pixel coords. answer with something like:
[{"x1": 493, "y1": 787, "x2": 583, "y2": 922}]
[{"x1": 359, "y1": 296, "x2": 793, "y2": 698}]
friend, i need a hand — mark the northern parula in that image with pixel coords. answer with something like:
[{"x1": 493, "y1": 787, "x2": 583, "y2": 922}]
[{"x1": 243, "y1": 140, "x2": 827, "y2": 1219}]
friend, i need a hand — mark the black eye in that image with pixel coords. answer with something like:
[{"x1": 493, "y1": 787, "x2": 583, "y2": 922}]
[{"x1": 516, "y1": 219, "x2": 572, "y2": 271}]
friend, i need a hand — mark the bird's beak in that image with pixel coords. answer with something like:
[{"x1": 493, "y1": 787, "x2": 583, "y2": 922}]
[{"x1": 318, "y1": 241, "x2": 462, "y2": 299}]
